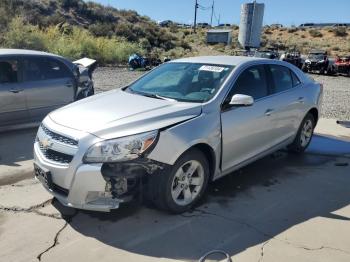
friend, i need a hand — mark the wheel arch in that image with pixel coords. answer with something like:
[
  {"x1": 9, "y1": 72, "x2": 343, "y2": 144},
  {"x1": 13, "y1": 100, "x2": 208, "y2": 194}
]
[
  {"x1": 183, "y1": 143, "x2": 217, "y2": 182},
  {"x1": 308, "y1": 107, "x2": 319, "y2": 124}
]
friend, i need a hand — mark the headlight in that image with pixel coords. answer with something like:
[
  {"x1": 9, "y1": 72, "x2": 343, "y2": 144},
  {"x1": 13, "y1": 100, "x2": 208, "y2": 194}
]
[
  {"x1": 318, "y1": 60, "x2": 325, "y2": 63},
  {"x1": 305, "y1": 59, "x2": 311, "y2": 63},
  {"x1": 83, "y1": 130, "x2": 158, "y2": 163}
]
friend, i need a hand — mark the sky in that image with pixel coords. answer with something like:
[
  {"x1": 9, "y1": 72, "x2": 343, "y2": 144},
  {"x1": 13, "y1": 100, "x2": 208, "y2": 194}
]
[{"x1": 93, "y1": 0, "x2": 350, "y2": 26}]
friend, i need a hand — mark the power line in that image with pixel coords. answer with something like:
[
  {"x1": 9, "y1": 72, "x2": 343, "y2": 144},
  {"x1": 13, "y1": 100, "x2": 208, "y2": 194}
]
[{"x1": 193, "y1": 0, "x2": 217, "y2": 30}]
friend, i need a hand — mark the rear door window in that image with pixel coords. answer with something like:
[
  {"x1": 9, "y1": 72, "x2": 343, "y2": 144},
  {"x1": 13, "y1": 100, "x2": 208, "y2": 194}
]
[
  {"x1": 268, "y1": 65, "x2": 293, "y2": 93},
  {"x1": 229, "y1": 65, "x2": 269, "y2": 100},
  {"x1": 23, "y1": 57, "x2": 72, "y2": 82},
  {"x1": 290, "y1": 70, "x2": 301, "y2": 86},
  {"x1": 0, "y1": 59, "x2": 19, "y2": 84}
]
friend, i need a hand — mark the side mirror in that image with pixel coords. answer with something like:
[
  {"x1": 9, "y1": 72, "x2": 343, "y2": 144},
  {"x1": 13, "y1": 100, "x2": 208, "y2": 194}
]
[{"x1": 229, "y1": 94, "x2": 254, "y2": 107}]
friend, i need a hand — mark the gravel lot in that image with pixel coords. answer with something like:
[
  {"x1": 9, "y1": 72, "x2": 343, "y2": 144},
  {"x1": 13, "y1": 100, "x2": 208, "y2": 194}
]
[{"x1": 93, "y1": 67, "x2": 350, "y2": 120}]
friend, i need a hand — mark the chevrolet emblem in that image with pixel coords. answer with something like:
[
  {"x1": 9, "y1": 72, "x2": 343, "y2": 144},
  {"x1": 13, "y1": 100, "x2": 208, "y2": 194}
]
[{"x1": 41, "y1": 138, "x2": 53, "y2": 149}]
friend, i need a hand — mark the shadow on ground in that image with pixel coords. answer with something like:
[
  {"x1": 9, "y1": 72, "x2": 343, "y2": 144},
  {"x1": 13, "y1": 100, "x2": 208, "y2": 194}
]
[
  {"x1": 42, "y1": 135, "x2": 350, "y2": 260},
  {"x1": 0, "y1": 127, "x2": 37, "y2": 166}
]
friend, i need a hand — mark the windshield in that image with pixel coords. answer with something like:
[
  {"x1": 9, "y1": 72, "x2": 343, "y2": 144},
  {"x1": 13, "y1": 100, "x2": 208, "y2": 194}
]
[
  {"x1": 255, "y1": 52, "x2": 272, "y2": 58},
  {"x1": 127, "y1": 62, "x2": 233, "y2": 102},
  {"x1": 308, "y1": 54, "x2": 325, "y2": 60}
]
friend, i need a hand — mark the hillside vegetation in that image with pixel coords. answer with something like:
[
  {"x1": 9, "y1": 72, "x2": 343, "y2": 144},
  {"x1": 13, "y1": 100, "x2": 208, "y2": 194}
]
[
  {"x1": 180, "y1": 26, "x2": 350, "y2": 57},
  {"x1": 0, "y1": 0, "x2": 190, "y2": 64},
  {"x1": 0, "y1": 0, "x2": 349, "y2": 64}
]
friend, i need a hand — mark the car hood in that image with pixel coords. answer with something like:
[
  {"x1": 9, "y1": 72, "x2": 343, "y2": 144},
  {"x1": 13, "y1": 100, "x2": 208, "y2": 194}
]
[{"x1": 49, "y1": 89, "x2": 202, "y2": 139}]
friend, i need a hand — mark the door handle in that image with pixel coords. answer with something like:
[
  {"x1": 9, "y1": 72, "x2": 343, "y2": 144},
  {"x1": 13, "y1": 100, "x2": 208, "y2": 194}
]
[
  {"x1": 265, "y1": 109, "x2": 274, "y2": 116},
  {"x1": 297, "y1": 97, "x2": 305, "y2": 103},
  {"x1": 9, "y1": 89, "x2": 24, "y2": 93},
  {"x1": 65, "y1": 82, "x2": 73, "y2": 88}
]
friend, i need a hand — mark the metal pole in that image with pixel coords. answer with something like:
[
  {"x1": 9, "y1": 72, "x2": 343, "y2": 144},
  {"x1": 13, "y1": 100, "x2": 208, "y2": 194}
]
[
  {"x1": 194, "y1": 0, "x2": 198, "y2": 33},
  {"x1": 210, "y1": 0, "x2": 214, "y2": 27}
]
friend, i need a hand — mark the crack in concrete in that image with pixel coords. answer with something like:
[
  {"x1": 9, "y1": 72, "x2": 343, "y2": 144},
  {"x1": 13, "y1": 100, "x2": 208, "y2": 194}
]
[
  {"x1": 258, "y1": 241, "x2": 270, "y2": 262},
  {"x1": 0, "y1": 199, "x2": 53, "y2": 214},
  {"x1": 36, "y1": 221, "x2": 68, "y2": 261},
  {"x1": 36, "y1": 210, "x2": 78, "y2": 261},
  {"x1": 191, "y1": 208, "x2": 350, "y2": 257}
]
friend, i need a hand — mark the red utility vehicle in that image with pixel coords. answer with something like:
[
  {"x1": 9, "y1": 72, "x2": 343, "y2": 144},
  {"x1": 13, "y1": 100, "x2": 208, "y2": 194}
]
[{"x1": 334, "y1": 56, "x2": 350, "y2": 77}]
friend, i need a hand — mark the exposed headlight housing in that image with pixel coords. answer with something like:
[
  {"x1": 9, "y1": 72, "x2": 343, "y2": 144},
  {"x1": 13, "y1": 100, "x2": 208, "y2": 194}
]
[{"x1": 83, "y1": 130, "x2": 158, "y2": 163}]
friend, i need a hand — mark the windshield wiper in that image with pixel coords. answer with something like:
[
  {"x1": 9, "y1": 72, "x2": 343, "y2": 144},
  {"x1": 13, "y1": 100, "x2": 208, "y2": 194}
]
[
  {"x1": 144, "y1": 93, "x2": 177, "y2": 102},
  {"x1": 129, "y1": 89, "x2": 177, "y2": 101}
]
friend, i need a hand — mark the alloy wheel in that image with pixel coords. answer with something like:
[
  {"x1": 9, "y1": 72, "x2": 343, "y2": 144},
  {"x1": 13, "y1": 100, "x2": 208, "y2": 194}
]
[
  {"x1": 171, "y1": 160, "x2": 205, "y2": 206},
  {"x1": 300, "y1": 119, "x2": 313, "y2": 147}
]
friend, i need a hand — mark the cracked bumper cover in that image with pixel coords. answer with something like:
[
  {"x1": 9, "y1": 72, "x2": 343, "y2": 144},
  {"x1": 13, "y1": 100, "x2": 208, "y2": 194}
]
[{"x1": 34, "y1": 142, "x2": 167, "y2": 212}]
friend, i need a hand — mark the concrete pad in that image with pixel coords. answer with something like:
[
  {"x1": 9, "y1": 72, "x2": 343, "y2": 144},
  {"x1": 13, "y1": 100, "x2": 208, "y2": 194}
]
[
  {"x1": 315, "y1": 118, "x2": 350, "y2": 142},
  {"x1": 0, "y1": 118, "x2": 349, "y2": 262},
  {"x1": 0, "y1": 212, "x2": 66, "y2": 262},
  {"x1": 250, "y1": 238, "x2": 350, "y2": 262},
  {"x1": 0, "y1": 179, "x2": 52, "y2": 210},
  {"x1": 0, "y1": 128, "x2": 37, "y2": 186}
]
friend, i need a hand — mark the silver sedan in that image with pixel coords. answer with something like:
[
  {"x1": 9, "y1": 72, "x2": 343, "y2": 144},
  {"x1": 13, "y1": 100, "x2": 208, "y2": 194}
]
[
  {"x1": 33, "y1": 56, "x2": 322, "y2": 213},
  {"x1": 0, "y1": 49, "x2": 95, "y2": 132}
]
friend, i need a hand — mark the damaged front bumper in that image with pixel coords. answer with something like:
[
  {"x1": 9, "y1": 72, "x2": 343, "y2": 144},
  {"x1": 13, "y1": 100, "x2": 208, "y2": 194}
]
[{"x1": 34, "y1": 142, "x2": 167, "y2": 212}]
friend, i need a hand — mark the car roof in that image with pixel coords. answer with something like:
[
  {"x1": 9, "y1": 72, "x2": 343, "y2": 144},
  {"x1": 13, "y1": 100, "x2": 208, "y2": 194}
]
[
  {"x1": 0, "y1": 48, "x2": 61, "y2": 58},
  {"x1": 172, "y1": 56, "x2": 265, "y2": 66}
]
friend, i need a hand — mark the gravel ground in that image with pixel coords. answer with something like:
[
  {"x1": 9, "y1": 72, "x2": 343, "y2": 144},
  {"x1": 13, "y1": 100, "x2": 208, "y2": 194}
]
[
  {"x1": 312, "y1": 74, "x2": 350, "y2": 120},
  {"x1": 93, "y1": 67, "x2": 350, "y2": 120}
]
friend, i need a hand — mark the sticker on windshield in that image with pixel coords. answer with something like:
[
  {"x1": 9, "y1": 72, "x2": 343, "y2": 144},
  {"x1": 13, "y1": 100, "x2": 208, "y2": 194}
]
[{"x1": 199, "y1": 65, "x2": 226, "y2": 72}]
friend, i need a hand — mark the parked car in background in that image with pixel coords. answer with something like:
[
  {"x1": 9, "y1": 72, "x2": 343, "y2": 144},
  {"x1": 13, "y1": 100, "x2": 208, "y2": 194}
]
[
  {"x1": 218, "y1": 23, "x2": 231, "y2": 27},
  {"x1": 302, "y1": 50, "x2": 331, "y2": 74},
  {"x1": 34, "y1": 56, "x2": 322, "y2": 213},
  {"x1": 159, "y1": 20, "x2": 174, "y2": 27},
  {"x1": 334, "y1": 56, "x2": 350, "y2": 77},
  {"x1": 197, "y1": 22, "x2": 210, "y2": 28},
  {"x1": 254, "y1": 50, "x2": 279, "y2": 59},
  {"x1": 0, "y1": 49, "x2": 95, "y2": 131},
  {"x1": 280, "y1": 51, "x2": 303, "y2": 69}
]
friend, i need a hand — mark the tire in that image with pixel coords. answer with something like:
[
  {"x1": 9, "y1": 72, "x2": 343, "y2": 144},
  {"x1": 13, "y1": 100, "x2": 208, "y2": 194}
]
[
  {"x1": 302, "y1": 64, "x2": 308, "y2": 73},
  {"x1": 145, "y1": 149, "x2": 209, "y2": 213},
  {"x1": 75, "y1": 86, "x2": 94, "y2": 101},
  {"x1": 288, "y1": 113, "x2": 315, "y2": 153}
]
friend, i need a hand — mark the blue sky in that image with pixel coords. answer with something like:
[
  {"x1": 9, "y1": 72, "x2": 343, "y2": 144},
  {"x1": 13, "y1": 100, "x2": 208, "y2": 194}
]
[{"x1": 93, "y1": 0, "x2": 350, "y2": 26}]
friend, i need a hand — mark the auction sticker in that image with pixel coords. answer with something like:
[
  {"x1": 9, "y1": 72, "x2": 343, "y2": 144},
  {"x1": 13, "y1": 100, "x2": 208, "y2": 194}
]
[{"x1": 199, "y1": 65, "x2": 226, "y2": 72}]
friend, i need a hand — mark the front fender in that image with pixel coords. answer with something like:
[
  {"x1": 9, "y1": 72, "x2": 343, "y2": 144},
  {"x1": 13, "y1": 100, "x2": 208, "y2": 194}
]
[{"x1": 147, "y1": 111, "x2": 221, "y2": 175}]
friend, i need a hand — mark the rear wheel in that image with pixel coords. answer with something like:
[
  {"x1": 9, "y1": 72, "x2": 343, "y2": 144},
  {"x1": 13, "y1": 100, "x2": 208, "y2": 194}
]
[
  {"x1": 288, "y1": 113, "x2": 315, "y2": 153},
  {"x1": 146, "y1": 149, "x2": 209, "y2": 213}
]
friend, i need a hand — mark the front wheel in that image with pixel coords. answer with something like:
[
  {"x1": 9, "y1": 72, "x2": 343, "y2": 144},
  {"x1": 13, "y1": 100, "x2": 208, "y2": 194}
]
[
  {"x1": 288, "y1": 113, "x2": 315, "y2": 153},
  {"x1": 146, "y1": 149, "x2": 209, "y2": 213}
]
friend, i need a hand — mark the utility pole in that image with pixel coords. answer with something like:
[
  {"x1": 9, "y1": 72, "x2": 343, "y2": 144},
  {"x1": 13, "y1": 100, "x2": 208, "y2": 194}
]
[
  {"x1": 210, "y1": 0, "x2": 214, "y2": 27},
  {"x1": 194, "y1": 0, "x2": 198, "y2": 33}
]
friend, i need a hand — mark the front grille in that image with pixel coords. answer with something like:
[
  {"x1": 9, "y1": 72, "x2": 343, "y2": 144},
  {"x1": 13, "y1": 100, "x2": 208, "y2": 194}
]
[
  {"x1": 41, "y1": 124, "x2": 78, "y2": 146},
  {"x1": 39, "y1": 143, "x2": 74, "y2": 164}
]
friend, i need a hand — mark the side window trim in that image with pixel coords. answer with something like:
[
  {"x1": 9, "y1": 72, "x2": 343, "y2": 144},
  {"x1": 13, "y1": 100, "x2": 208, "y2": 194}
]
[
  {"x1": 46, "y1": 57, "x2": 74, "y2": 79},
  {"x1": 290, "y1": 69, "x2": 302, "y2": 87},
  {"x1": 22, "y1": 56, "x2": 73, "y2": 82},
  {"x1": 264, "y1": 64, "x2": 274, "y2": 96},
  {"x1": 268, "y1": 64, "x2": 294, "y2": 95},
  {"x1": 222, "y1": 64, "x2": 269, "y2": 109},
  {"x1": 0, "y1": 56, "x2": 21, "y2": 84}
]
